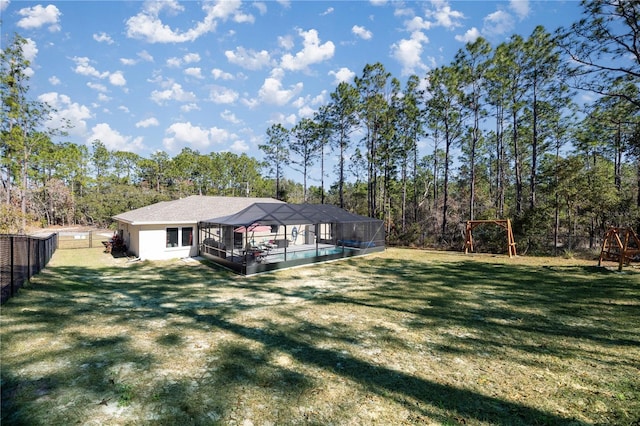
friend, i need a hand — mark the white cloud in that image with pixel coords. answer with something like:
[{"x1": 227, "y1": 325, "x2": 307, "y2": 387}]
[
  {"x1": 125, "y1": 1, "x2": 200, "y2": 42},
  {"x1": 108, "y1": 71, "x2": 126, "y2": 86},
  {"x1": 352, "y1": 25, "x2": 372, "y2": 40},
  {"x1": 118, "y1": 105, "x2": 130, "y2": 114},
  {"x1": 185, "y1": 67, "x2": 204, "y2": 79},
  {"x1": 181, "y1": 103, "x2": 201, "y2": 112},
  {"x1": 97, "y1": 93, "x2": 111, "y2": 102},
  {"x1": 70, "y1": 57, "x2": 126, "y2": 89},
  {"x1": 183, "y1": 53, "x2": 201, "y2": 64},
  {"x1": 21, "y1": 38, "x2": 38, "y2": 63},
  {"x1": 394, "y1": 6, "x2": 414, "y2": 17},
  {"x1": 509, "y1": 0, "x2": 529, "y2": 20},
  {"x1": 1, "y1": 0, "x2": 9, "y2": 13},
  {"x1": 253, "y1": 2, "x2": 267, "y2": 15},
  {"x1": 210, "y1": 127, "x2": 233, "y2": 143},
  {"x1": 126, "y1": 0, "x2": 251, "y2": 43},
  {"x1": 71, "y1": 57, "x2": 126, "y2": 88},
  {"x1": 49, "y1": 76, "x2": 61, "y2": 86},
  {"x1": 321, "y1": 7, "x2": 334, "y2": 16},
  {"x1": 312, "y1": 91, "x2": 327, "y2": 106},
  {"x1": 209, "y1": 0, "x2": 254, "y2": 23},
  {"x1": 225, "y1": 47, "x2": 272, "y2": 70},
  {"x1": 166, "y1": 57, "x2": 182, "y2": 68},
  {"x1": 269, "y1": 112, "x2": 296, "y2": 126},
  {"x1": 150, "y1": 83, "x2": 197, "y2": 105},
  {"x1": 483, "y1": 10, "x2": 514, "y2": 36},
  {"x1": 37, "y1": 92, "x2": 92, "y2": 136},
  {"x1": 280, "y1": 28, "x2": 335, "y2": 71},
  {"x1": 120, "y1": 52, "x2": 154, "y2": 67},
  {"x1": 88, "y1": 123, "x2": 144, "y2": 152},
  {"x1": 455, "y1": 27, "x2": 481, "y2": 43},
  {"x1": 212, "y1": 68, "x2": 234, "y2": 80},
  {"x1": 241, "y1": 97, "x2": 259, "y2": 109},
  {"x1": 209, "y1": 86, "x2": 239, "y2": 104},
  {"x1": 258, "y1": 69, "x2": 303, "y2": 105},
  {"x1": 16, "y1": 4, "x2": 61, "y2": 31},
  {"x1": 391, "y1": 31, "x2": 429, "y2": 76},
  {"x1": 328, "y1": 67, "x2": 355, "y2": 84},
  {"x1": 166, "y1": 53, "x2": 199, "y2": 68},
  {"x1": 162, "y1": 122, "x2": 225, "y2": 151},
  {"x1": 221, "y1": 110, "x2": 242, "y2": 124},
  {"x1": 72, "y1": 57, "x2": 108, "y2": 79},
  {"x1": 231, "y1": 8, "x2": 254, "y2": 23},
  {"x1": 230, "y1": 140, "x2": 249, "y2": 153},
  {"x1": 87, "y1": 82, "x2": 108, "y2": 92},
  {"x1": 140, "y1": 0, "x2": 184, "y2": 16},
  {"x1": 136, "y1": 117, "x2": 159, "y2": 128},
  {"x1": 298, "y1": 104, "x2": 315, "y2": 118},
  {"x1": 405, "y1": 16, "x2": 432, "y2": 32},
  {"x1": 93, "y1": 32, "x2": 114, "y2": 44},
  {"x1": 370, "y1": 0, "x2": 386, "y2": 5},
  {"x1": 278, "y1": 35, "x2": 295, "y2": 50},
  {"x1": 292, "y1": 96, "x2": 307, "y2": 109},
  {"x1": 425, "y1": 1, "x2": 465, "y2": 29},
  {"x1": 138, "y1": 50, "x2": 154, "y2": 62}
]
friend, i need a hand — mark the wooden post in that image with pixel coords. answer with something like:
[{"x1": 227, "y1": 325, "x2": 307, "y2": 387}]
[
  {"x1": 464, "y1": 221, "x2": 473, "y2": 254},
  {"x1": 619, "y1": 229, "x2": 629, "y2": 272},
  {"x1": 507, "y1": 219, "x2": 516, "y2": 258},
  {"x1": 598, "y1": 228, "x2": 612, "y2": 266}
]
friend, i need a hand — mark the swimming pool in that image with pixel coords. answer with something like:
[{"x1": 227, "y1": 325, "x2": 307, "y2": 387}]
[{"x1": 267, "y1": 246, "x2": 350, "y2": 262}]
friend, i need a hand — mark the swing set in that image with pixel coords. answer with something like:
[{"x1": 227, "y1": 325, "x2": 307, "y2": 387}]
[
  {"x1": 598, "y1": 227, "x2": 640, "y2": 271},
  {"x1": 463, "y1": 219, "x2": 517, "y2": 258}
]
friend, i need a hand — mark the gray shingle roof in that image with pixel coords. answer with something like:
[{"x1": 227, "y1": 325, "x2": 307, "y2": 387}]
[{"x1": 113, "y1": 195, "x2": 283, "y2": 225}]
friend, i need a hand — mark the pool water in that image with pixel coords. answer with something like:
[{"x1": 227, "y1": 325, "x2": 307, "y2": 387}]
[{"x1": 268, "y1": 246, "x2": 349, "y2": 262}]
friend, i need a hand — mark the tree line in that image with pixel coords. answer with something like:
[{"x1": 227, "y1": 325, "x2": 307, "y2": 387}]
[
  {"x1": 260, "y1": 1, "x2": 640, "y2": 254},
  {"x1": 2, "y1": 0, "x2": 639, "y2": 255}
]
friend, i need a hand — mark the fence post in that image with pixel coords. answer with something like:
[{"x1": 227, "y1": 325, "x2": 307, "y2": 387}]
[
  {"x1": 27, "y1": 236, "x2": 32, "y2": 280},
  {"x1": 10, "y1": 236, "x2": 15, "y2": 298}
]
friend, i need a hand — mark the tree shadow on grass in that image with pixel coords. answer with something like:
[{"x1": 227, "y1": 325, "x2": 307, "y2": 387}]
[
  {"x1": 190, "y1": 313, "x2": 590, "y2": 425},
  {"x1": 2, "y1": 253, "x2": 638, "y2": 424},
  {"x1": 344, "y1": 257, "x2": 640, "y2": 344}
]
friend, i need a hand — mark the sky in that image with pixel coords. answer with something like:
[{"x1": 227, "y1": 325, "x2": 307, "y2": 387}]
[{"x1": 1, "y1": 0, "x2": 584, "y2": 172}]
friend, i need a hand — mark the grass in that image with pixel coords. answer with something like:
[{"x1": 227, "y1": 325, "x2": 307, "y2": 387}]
[{"x1": 1, "y1": 247, "x2": 639, "y2": 425}]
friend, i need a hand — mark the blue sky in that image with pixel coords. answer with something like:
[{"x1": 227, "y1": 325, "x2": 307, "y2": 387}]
[{"x1": 1, "y1": 0, "x2": 582, "y2": 167}]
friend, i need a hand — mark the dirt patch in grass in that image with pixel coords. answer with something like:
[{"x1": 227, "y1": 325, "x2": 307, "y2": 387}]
[{"x1": 1, "y1": 247, "x2": 639, "y2": 425}]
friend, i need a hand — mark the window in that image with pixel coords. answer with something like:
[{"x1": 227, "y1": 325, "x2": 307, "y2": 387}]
[
  {"x1": 166, "y1": 228, "x2": 178, "y2": 247},
  {"x1": 182, "y1": 227, "x2": 193, "y2": 247}
]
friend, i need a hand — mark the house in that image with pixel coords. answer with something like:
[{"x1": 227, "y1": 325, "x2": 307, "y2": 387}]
[{"x1": 112, "y1": 195, "x2": 282, "y2": 260}]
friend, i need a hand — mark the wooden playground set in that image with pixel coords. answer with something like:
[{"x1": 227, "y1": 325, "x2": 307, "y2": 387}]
[
  {"x1": 597, "y1": 226, "x2": 640, "y2": 271},
  {"x1": 463, "y1": 219, "x2": 638, "y2": 271}
]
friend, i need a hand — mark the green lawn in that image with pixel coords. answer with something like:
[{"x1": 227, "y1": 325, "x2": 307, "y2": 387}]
[{"x1": 1, "y1": 247, "x2": 639, "y2": 425}]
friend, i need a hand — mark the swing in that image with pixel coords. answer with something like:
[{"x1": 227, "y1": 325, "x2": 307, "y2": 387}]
[
  {"x1": 463, "y1": 219, "x2": 517, "y2": 258},
  {"x1": 598, "y1": 227, "x2": 640, "y2": 271}
]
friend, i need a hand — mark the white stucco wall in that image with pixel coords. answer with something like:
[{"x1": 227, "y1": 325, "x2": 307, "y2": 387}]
[
  {"x1": 118, "y1": 222, "x2": 198, "y2": 260},
  {"x1": 116, "y1": 222, "x2": 138, "y2": 256}
]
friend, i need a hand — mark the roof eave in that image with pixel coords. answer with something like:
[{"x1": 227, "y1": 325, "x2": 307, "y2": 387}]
[{"x1": 114, "y1": 218, "x2": 198, "y2": 226}]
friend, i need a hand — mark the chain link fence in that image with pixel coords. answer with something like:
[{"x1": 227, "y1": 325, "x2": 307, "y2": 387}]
[
  {"x1": 0, "y1": 233, "x2": 58, "y2": 304},
  {"x1": 57, "y1": 230, "x2": 112, "y2": 249}
]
